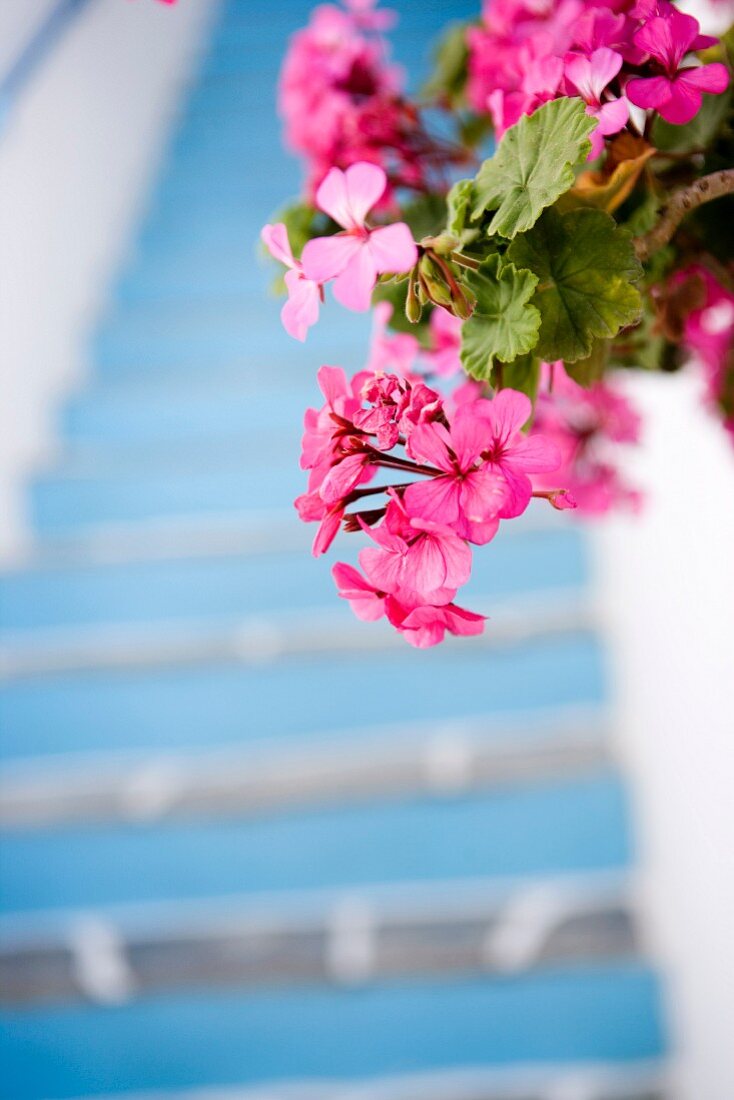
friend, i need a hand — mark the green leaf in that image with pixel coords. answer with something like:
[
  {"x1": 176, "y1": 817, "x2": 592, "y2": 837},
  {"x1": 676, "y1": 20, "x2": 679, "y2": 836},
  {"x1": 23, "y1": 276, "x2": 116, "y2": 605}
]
[
  {"x1": 447, "y1": 179, "x2": 475, "y2": 236},
  {"x1": 471, "y1": 98, "x2": 595, "y2": 239},
  {"x1": 507, "y1": 207, "x2": 643, "y2": 363},
  {"x1": 500, "y1": 354, "x2": 541, "y2": 401},
  {"x1": 460, "y1": 255, "x2": 541, "y2": 380},
  {"x1": 565, "y1": 340, "x2": 610, "y2": 386}
]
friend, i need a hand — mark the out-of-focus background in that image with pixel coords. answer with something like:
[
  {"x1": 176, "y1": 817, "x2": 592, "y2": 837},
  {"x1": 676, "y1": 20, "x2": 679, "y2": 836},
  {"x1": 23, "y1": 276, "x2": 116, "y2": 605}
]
[{"x1": 0, "y1": 2, "x2": 732, "y2": 1098}]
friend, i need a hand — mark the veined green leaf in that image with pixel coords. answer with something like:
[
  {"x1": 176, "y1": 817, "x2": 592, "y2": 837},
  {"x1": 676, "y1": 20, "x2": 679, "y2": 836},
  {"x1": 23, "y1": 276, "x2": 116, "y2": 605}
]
[
  {"x1": 460, "y1": 255, "x2": 541, "y2": 380},
  {"x1": 508, "y1": 207, "x2": 643, "y2": 363},
  {"x1": 447, "y1": 179, "x2": 475, "y2": 237},
  {"x1": 472, "y1": 98, "x2": 595, "y2": 239}
]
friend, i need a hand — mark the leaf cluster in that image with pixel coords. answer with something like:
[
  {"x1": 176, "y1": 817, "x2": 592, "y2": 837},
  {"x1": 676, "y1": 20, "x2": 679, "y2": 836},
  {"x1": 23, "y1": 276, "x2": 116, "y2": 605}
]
[{"x1": 447, "y1": 99, "x2": 645, "y2": 391}]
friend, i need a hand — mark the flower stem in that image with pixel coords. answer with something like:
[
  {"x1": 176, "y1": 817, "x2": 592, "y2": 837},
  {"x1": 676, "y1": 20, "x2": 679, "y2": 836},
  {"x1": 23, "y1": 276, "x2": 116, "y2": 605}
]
[
  {"x1": 635, "y1": 168, "x2": 734, "y2": 262},
  {"x1": 366, "y1": 449, "x2": 444, "y2": 478},
  {"x1": 450, "y1": 251, "x2": 481, "y2": 270}
]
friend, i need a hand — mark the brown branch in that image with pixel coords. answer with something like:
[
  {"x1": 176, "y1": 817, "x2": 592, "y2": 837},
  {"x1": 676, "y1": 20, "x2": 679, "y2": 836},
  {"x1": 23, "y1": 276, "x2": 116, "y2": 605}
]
[{"x1": 635, "y1": 169, "x2": 734, "y2": 262}]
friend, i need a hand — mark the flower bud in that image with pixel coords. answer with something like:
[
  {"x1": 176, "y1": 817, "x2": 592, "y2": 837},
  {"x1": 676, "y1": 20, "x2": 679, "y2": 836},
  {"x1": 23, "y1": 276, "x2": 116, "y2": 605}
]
[
  {"x1": 451, "y1": 282, "x2": 476, "y2": 320},
  {"x1": 419, "y1": 254, "x2": 453, "y2": 308},
  {"x1": 405, "y1": 272, "x2": 423, "y2": 323}
]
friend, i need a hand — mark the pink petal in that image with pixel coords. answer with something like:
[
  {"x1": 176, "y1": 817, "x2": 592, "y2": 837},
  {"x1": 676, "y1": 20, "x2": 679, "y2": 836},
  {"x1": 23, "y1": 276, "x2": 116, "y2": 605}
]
[
  {"x1": 281, "y1": 269, "x2": 320, "y2": 341},
  {"x1": 634, "y1": 12, "x2": 698, "y2": 71},
  {"x1": 359, "y1": 544, "x2": 405, "y2": 595},
  {"x1": 404, "y1": 476, "x2": 461, "y2": 528},
  {"x1": 315, "y1": 168, "x2": 355, "y2": 230},
  {"x1": 573, "y1": 9, "x2": 626, "y2": 55},
  {"x1": 677, "y1": 63, "x2": 729, "y2": 95},
  {"x1": 440, "y1": 604, "x2": 486, "y2": 637},
  {"x1": 587, "y1": 46, "x2": 624, "y2": 98},
  {"x1": 594, "y1": 96, "x2": 629, "y2": 137},
  {"x1": 394, "y1": 609, "x2": 447, "y2": 648},
  {"x1": 313, "y1": 509, "x2": 342, "y2": 556},
  {"x1": 301, "y1": 233, "x2": 363, "y2": 283},
  {"x1": 397, "y1": 602, "x2": 485, "y2": 647},
  {"x1": 361, "y1": 516, "x2": 403, "y2": 552},
  {"x1": 331, "y1": 244, "x2": 378, "y2": 312},
  {"x1": 691, "y1": 34, "x2": 718, "y2": 52},
  {"x1": 587, "y1": 117, "x2": 606, "y2": 161},
  {"x1": 367, "y1": 223, "x2": 418, "y2": 275},
  {"x1": 343, "y1": 162, "x2": 388, "y2": 226},
  {"x1": 404, "y1": 421, "x2": 453, "y2": 471},
  {"x1": 626, "y1": 75, "x2": 673, "y2": 112},
  {"x1": 317, "y1": 365, "x2": 350, "y2": 407},
  {"x1": 658, "y1": 80, "x2": 704, "y2": 125},
  {"x1": 566, "y1": 47, "x2": 622, "y2": 104},
  {"x1": 261, "y1": 223, "x2": 295, "y2": 268},
  {"x1": 332, "y1": 562, "x2": 386, "y2": 621},
  {"x1": 494, "y1": 463, "x2": 533, "y2": 519},
  {"x1": 509, "y1": 434, "x2": 562, "y2": 474},
  {"x1": 484, "y1": 388, "x2": 533, "y2": 445},
  {"x1": 450, "y1": 405, "x2": 492, "y2": 471},
  {"x1": 294, "y1": 489, "x2": 326, "y2": 523},
  {"x1": 460, "y1": 468, "x2": 506, "y2": 526},
  {"x1": 320, "y1": 453, "x2": 368, "y2": 503},
  {"x1": 425, "y1": 530, "x2": 472, "y2": 590},
  {"x1": 407, "y1": 536, "x2": 451, "y2": 597}
]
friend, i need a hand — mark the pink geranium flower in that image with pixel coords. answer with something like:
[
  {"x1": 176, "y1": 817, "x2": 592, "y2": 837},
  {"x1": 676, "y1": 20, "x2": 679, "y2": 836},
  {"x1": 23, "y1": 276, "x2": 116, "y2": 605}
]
[
  {"x1": 487, "y1": 40, "x2": 564, "y2": 137},
  {"x1": 353, "y1": 373, "x2": 442, "y2": 452},
  {"x1": 294, "y1": 492, "x2": 345, "y2": 557},
  {"x1": 332, "y1": 562, "x2": 485, "y2": 648},
  {"x1": 358, "y1": 498, "x2": 472, "y2": 605},
  {"x1": 474, "y1": 389, "x2": 561, "y2": 518},
  {"x1": 390, "y1": 601, "x2": 485, "y2": 649},
  {"x1": 572, "y1": 8, "x2": 646, "y2": 66},
  {"x1": 261, "y1": 223, "x2": 321, "y2": 341},
  {"x1": 404, "y1": 405, "x2": 506, "y2": 545},
  {"x1": 626, "y1": 9, "x2": 728, "y2": 125},
  {"x1": 300, "y1": 365, "x2": 363, "y2": 478},
  {"x1": 564, "y1": 47, "x2": 629, "y2": 158},
  {"x1": 332, "y1": 562, "x2": 386, "y2": 621},
  {"x1": 299, "y1": 365, "x2": 376, "y2": 549},
  {"x1": 301, "y1": 163, "x2": 418, "y2": 311}
]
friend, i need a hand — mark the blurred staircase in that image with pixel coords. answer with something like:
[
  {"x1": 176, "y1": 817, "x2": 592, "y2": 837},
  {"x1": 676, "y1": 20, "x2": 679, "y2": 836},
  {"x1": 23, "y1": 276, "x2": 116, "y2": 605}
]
[{"x1": 0, "y1": 1, "x2": 666, "y2": 1097}]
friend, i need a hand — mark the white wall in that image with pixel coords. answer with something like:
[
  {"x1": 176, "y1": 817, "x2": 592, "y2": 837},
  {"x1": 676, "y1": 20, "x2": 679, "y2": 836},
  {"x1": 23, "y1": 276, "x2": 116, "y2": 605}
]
[
  {"x1": 0, "y1": 0, "x2": 216, "y2": 558},
  {"x1": 594, "y1": 370, "x2": 734, "y2": 1100}
]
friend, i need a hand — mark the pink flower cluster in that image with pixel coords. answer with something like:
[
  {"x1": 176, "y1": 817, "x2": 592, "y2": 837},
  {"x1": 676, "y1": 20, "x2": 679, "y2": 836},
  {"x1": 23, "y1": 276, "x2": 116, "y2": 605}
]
[
  {"x1": 467, "y1": 0, "x2": 728, "y2": 148},
  {"x1": 262, "y1": 162, "x2": 417, "y2": 339},
  {"x1": 679, "y1": 267, "x2": 734, "y2": 442},
  {"x1": 531, "y1": 362, "x2": 642, "y2": 514},
  {"x1": 279, "y1": 0, "x2": 462, "y2": 198},
  {"x1": 295, "y1": 366, "x2": 566, "y2": 646}
]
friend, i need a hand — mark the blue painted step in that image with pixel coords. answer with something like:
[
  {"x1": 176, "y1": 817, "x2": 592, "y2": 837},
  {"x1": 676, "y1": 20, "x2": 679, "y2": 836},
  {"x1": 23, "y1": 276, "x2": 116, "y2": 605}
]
[
  {"x1": 0, "y1": 969, "x2": 663, "y2": 1100},
  {"x1": 1, "y1": 775, "x2": 627, "y2": 911},
  {"x1": 0, "y1": 526, "x2": 586, "y2": 631},
  {"x1": 60, "y1": 379, "x2": 317, "y2": 443},
  {"x1": 0, "y1": 634, "x2": 604, "y2": 759},
  {"x1": 28, "y1": 462, "x2": 308, "y2": 533}
]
